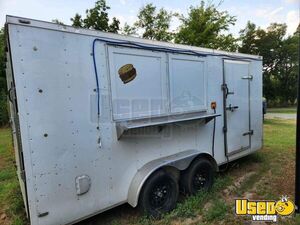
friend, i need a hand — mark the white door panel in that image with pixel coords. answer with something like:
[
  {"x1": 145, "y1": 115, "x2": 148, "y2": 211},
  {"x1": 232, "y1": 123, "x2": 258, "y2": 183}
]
[{"x1": 224, "y1": 60, "x2": 250, "y2": 155}]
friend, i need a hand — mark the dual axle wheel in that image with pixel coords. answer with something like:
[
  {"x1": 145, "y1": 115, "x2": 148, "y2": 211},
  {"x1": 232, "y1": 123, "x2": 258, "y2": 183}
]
[{"x1": 138, "y1": 158, "x2": 215, "y2": 218}]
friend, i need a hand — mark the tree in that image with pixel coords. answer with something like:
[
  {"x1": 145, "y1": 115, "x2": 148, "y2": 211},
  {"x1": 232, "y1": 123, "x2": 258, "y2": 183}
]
[
  {"x1": 52, "y1": 19, "x2": 65, "y2": 25},
  {"x1": 212, "y1": 34, "x2": 238, "y2": 52},
  {"x1": 238, "y1": 22, "x2": 258, "y2": 54},
  {"x1": 108, "y1": 17, "x2": 120, "y2": 33},
  {"x1": 0, "y1": 29, "x2": 5, "y2": 90},
  {"x1": 0, "y1": 28, "x2": 9, "y2": 126},
  {"x1": 71, "y1": 13, "x2": 83, "y2": 28},
  {"x1": 275, "y1": 28, "x2": 299, "y2": 105},
  {"x1": 175, "y1": 1, "x2": 237, "y2": 51},
  {"x1": 239, "y1": 22, "x2": 299, "y2": 105},
  {"x1": 134, "y1": 3, "x2": 173, "y2": 41},
  {"x1": 70, "y1": 0, "x2": 120, "y2": 33},
  {"x1": 122, "y1": 23, "x2": 137, "y2": 36}
]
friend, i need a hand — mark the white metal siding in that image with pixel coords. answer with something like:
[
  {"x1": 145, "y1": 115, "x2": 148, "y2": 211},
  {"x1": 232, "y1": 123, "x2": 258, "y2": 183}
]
[{"x1": 6, "y1": 16, "x2": 263, "y2": 225}]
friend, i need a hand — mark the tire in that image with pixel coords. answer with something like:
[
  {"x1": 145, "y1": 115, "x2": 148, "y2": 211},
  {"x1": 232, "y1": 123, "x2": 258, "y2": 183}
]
[
  {"x1": 138, "y1": 169, "x2": 179, "y2": 218},
  {"x1": 180, "y1": 158, "x2": 215, "y2": 195}
]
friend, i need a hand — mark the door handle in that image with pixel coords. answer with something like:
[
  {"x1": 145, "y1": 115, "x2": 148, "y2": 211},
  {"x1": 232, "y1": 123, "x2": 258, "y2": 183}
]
[
  {"x1": 225, "y1": 86, "x2": 234, "y2": 98},
  {"x1": 227, "y1": 91, "x2": 234, "y2": 96},
  {"x1": 226, "y1": 88, "x2": 234, "y2": 97},
  {"x1": 243, "y1": 130, "x2": 254, "y2": 136},
  {"x1": 226, "y1": 104, "x2": 239, "y2": 112}
]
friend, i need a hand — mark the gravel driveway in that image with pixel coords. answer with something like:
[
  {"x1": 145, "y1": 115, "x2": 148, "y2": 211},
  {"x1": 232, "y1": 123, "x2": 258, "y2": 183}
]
[{"x1": 265, "y1": 113, "x2": 296, "y2": 120}]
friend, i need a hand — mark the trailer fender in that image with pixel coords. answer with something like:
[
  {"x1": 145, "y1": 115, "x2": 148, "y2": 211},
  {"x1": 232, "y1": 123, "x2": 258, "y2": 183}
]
[{"x1": 127, "y1": 149, "x2": 215, "y2": 207}]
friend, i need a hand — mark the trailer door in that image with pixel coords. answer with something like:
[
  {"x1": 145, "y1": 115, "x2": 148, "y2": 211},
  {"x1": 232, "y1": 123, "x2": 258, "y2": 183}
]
[{"x1": 223, "y1": 60, "x2": 251, "y2": 156}]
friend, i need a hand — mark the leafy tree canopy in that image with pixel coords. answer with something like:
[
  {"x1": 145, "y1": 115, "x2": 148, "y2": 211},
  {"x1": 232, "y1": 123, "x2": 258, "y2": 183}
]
[
  {"x1": 122, "y1": 23, "x2": 137, "y2": 36},
  {"x1": 52, "y1": 19, "x2": 65, "y2": 25},
  {"x1": 0, "y1": 28, "x2": 6, "y2": 90},
  {"x1": 70, "y1": 0, "x2": 120, "y2": 33},
  {"x1": 70, "y1": 13, "x2": 83, "y2": 28},
  {"x1": 133, "y1": 3, "x2": 173, "y2": 41},
  {"x1": 175, "y1": 1, "x2": 237, "y2": 51},
  {"x1": 0, "y1": 28, "x2": 9, "y2": 126},
  {"x1": 239, "y1": 22, "x2": 299, "y2": 105}
]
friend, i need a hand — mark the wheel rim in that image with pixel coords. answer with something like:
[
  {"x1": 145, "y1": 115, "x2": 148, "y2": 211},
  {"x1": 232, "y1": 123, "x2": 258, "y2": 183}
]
[
  {"x1": 149, "y1": 180, "x2": 172, "y2": 208},
  {"x1": 192, "y1": 167, "x2": 209, "y2": 190}
]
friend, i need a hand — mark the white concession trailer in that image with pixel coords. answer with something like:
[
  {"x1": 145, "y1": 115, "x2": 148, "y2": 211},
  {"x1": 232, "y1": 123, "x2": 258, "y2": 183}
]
[{"x1": 5, "y1": 16, "x2": 263, "y2": 225}]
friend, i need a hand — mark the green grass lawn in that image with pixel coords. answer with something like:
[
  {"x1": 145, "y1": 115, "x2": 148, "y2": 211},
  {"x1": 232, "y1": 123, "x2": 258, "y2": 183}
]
[
  {"x1": 0, "y1": 128, "x2": 27, "y2": 225},
  {"x1": 0, "y1": 119, "x2": 299, "y2": 225},
  {"x1": 267, "y1": 107, "x2": 297, "y2": 114}
]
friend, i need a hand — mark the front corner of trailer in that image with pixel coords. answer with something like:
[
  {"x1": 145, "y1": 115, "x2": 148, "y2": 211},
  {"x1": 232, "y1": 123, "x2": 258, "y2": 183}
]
[{"x1": 4, "y1": 22, "x2": 32, "y2": 220}]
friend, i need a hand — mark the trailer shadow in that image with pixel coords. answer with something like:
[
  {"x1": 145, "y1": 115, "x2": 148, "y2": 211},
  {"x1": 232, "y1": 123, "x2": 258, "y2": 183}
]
[
  {"x1": 75, "y1": 203, "x2": 139, "y2": 225},
  {"x1": 76, "y1": 153, "x2": 264, "y2": 225}
]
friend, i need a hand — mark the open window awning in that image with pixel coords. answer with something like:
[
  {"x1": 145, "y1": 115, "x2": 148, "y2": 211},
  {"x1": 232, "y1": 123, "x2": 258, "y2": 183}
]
[{"x1": 116, "y1": 112, "x2": 221, "y2": 139}]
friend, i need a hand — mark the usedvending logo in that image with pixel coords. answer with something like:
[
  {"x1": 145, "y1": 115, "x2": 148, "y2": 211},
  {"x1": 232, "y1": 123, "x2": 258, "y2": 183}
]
[{"x1": 235, "y1": 196, "x2": 295, "y2": 222}]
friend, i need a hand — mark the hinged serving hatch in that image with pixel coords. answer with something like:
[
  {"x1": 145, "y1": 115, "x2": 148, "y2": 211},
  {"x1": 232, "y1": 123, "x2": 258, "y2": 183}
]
[
  {"x1": 107, "y1": 45, "x2": 214, "y2": 139},
  {"x1": 116, "y1": 112, "x2": 220, "y2": 139}
]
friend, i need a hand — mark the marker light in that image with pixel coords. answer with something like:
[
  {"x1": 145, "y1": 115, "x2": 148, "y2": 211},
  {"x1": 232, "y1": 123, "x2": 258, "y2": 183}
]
[{"x1": 211, "y1": 101, "x2": 217, "y2": 109}]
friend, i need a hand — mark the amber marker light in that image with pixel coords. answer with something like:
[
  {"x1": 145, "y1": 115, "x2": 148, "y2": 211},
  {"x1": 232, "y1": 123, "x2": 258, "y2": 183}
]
[{"x1": 211, "y1": 101, "x2": 217, "y2": 110}]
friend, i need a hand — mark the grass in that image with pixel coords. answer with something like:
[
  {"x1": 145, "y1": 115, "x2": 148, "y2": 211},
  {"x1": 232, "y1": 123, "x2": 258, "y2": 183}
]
[
  {"x1": 0, "y1": 128, "x2": 27, "y2": 225},
  {"x1": 165, "y1": 176, "x2": 231, "y2": 219},
  {"x1": 0, "y1": 119, "x2": 299, "y2": 225},
  {"x1": 204, "y1": 198, "x2": 228, "y2": 222},
  {"x1": 267, "y1": 107, "x2": 297, "y2": 114}
]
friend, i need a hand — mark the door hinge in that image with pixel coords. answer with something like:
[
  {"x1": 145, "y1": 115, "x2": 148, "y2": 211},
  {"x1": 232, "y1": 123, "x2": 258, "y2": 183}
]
[
  {"x1": 223, "y1": 127, "x2": 227, "y2": 133},
  {"x1": 221, "y1": 83, "x2": 234, "y2": 97},
  {"x1": 20, "y1": 169, "x2": 25, "y2": 181},
  {"x1": 243, "y1": 130, "x2": 254, "y2": 136},
  {"x1": 242, "y1": 75, "x2": 253, "y2": 80},
  {"x1": 221, "y1": 83, "x2": 227, "y2": 91}
]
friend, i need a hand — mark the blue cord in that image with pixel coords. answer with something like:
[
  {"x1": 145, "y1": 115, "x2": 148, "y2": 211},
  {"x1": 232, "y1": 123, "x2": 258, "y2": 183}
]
[
  {"x1": 92, "y1": 39, "x2": 100, "y2": 116},
  {"x1": 92, "y1": 38, "x2": 262, "y2": 115}
]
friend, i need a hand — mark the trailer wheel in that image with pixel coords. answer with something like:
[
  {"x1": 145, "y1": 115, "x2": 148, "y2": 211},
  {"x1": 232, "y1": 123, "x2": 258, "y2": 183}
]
[
  {"x1": 139, "y1": 170, "x2": 179, "y2": 218},
  {"x1": 180, "y1": 158, "x2": 215, "y2": 195}
]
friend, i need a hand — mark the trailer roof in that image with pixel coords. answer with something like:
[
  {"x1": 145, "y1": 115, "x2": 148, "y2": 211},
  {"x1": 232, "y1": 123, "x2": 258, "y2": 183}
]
[{"x1": 6, "y1": 15, "x2": 262, "y2": 60}]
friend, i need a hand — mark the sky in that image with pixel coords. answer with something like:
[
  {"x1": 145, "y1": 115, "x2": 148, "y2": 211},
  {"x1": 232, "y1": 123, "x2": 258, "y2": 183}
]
[{"x1": 0, "y1": 0, "x2": 299, "y2": 36}]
